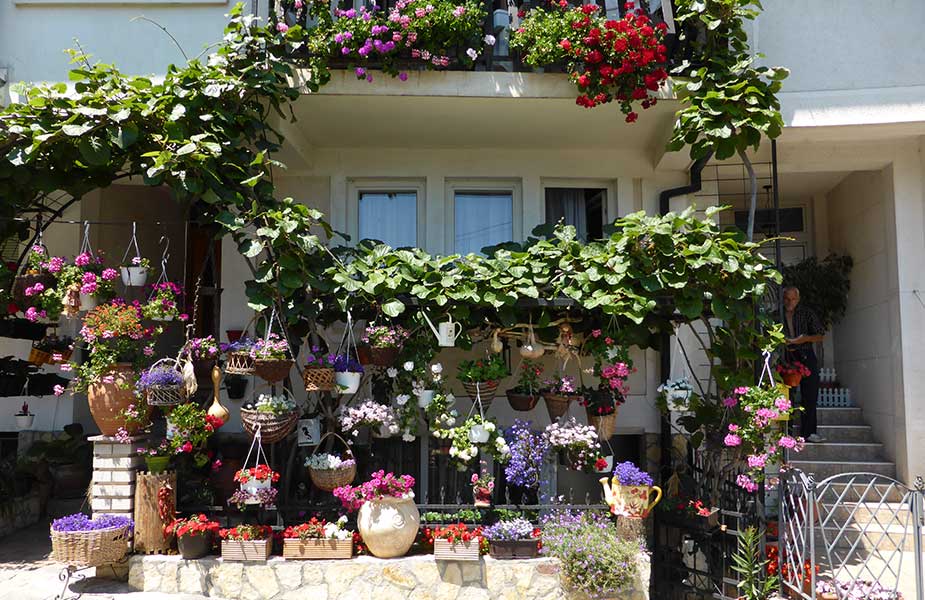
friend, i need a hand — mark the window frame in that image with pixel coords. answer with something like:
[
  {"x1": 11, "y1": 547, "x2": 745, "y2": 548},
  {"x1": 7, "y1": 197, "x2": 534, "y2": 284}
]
[
  {"x1": 346, "y1": 178, "x2": 426, "y2": 248},
  {"x1": 541, "y1": 178, "x2": 616, "y2": 237},
  {"x1": 444, "y1": 179, "x2": 523, "y2": 254}
]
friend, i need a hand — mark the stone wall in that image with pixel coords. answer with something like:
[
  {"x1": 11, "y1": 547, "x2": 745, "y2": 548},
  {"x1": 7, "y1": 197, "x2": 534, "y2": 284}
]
[
  {"x1": 128, "y1": 553, "x2": 650, "y2": 600},
  {"x1": 0, "y1": 490, "x2": 42, "y2": 538}
]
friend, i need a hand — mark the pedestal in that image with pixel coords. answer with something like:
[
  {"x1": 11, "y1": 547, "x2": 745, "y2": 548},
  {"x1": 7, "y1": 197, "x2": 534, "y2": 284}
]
[{"x1": 89, "y1": 435, "x2": 146, "y2": 522}]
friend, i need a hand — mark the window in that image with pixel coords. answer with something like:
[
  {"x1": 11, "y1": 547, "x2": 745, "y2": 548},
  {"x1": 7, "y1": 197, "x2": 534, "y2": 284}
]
[
  {"x1": 545, "y1": 187, "x2": 606, "y2": 240},
  {"x1": 358, "y1": 191, "x2": 418, "y2": 248},
  {"x1": 454, "y1": 192, "x2": 514, "y2": 255}
]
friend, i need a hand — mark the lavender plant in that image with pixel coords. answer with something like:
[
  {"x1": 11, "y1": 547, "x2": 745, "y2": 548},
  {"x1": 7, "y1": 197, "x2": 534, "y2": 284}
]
[{"x1": 134, "y1": 364, "x2": 183, "y2": 395}]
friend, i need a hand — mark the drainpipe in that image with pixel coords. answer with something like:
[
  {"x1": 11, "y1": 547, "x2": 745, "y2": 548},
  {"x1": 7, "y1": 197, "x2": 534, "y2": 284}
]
[{"x1": 658, "y1": 153, "x2": 712, "y2": 216}]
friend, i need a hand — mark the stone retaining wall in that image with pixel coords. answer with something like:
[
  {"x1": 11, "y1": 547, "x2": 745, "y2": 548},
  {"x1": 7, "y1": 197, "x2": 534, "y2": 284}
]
[
  {"x1": 128, "y1": 553, "x2": 650, "y2": 600},
  {"x1": 0, "y1": 490, "x2": 42, "y2": 538}
]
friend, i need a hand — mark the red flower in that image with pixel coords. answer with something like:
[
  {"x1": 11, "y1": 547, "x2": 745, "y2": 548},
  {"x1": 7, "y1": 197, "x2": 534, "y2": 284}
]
[
  {"x1": 559, "y1": 39, "x2": 571, "y2": 51},
  {"x1": 594, "y1": 457, "x2": 609, "y2": 471},
  {"x1": 181, "y1": 441, "x2": 193, "y2": 453},
  {"x1": 625, "y1": 112, "x2": 638, "y2": 123}
]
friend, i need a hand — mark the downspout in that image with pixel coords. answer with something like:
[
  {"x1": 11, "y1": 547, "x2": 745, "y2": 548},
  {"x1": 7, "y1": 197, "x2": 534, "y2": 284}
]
[{"x1": 658, "y1": 152, "x2": 712, "y2": 216}]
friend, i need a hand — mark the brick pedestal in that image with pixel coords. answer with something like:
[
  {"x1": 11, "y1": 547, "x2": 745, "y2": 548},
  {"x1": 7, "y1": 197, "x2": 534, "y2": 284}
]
[{"x1": 89, "y1": 434, "x2": 146, "y2": 520}]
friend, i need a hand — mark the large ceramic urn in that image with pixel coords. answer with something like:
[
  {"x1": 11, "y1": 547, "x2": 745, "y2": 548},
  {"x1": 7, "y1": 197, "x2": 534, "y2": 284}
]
[
  {"x1": 356, "y1": 494, "x2": 419, "y2": 558},
  {"x1": 87, "y1": 363, "x2": 143, "y2": 436}
]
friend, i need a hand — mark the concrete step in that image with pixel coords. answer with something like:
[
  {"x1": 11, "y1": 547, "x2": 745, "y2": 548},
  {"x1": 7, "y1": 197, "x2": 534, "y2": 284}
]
[
  {"x1": 798, "y1": 442, "x2": 885, "y2": 462},
  {"x1": 819, "y1": 502, "x2": 915, "y2": 525},
  {"x1": 813, "y1": 523, "x2": 922, "y2": 552},
  {"x1": 818, "y1": 482, "x2": 909, "y2": 503},
  {"x1": 816, "y1": 425, "x2": 875, "y2": 443},
  {"x1": 817, "y1": 407, "x2": 866, "y2": 426},
  {"x1": 789, "y1": 460, "x2": 896, "y2": 480}
]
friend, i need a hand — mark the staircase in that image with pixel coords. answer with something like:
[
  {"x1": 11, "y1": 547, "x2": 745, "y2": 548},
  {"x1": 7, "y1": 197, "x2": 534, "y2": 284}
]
[{"x1": 789, "y1": 407, "x2": 897, "y2": 480}]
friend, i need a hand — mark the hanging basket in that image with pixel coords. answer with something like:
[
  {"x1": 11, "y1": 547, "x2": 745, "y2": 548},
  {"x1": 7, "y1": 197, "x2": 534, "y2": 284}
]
[
  {"x1": 50, "y1": 524, "x2": 130, "y2": 567},
  {"x1": 781, "y1": 372, "x2": 803, "y2": 388},
  {"x1": 28, "y1": 346, "x2": 51, "y2": 366},
  {"x1": 225, "y1": 352, "x2": 255, "y2": 375},
  {"x1": 12, "y1": 273, "x2": 55, "y2": 306},
  {"x1": 506, "y1": 391, "x2": 539, "y2": 412},
  {"x1": 241, "y1": 405, "x2": 299, "y2": 444},
  {"x1": 143, "y1": 358, "x2": 187, "y2": 407},
  {"x1": 361, "y1": 346, "x2": 400, "y2": 367},
  {"x1": 543, "y1": 393, "x2": 577, "y2": 421},
  {"x1": 254, "y1": 358, "x2": 293, "y2": 384},
  {"x1": 308, "y1": 432, "x2": 357, "y2": 491},
  {"x1": 462, "y1": 381, "x2": 499, "y2": 410},
  {"x1": 588, "y1": 410, "x2": 617, "y2": 440},
  {"x1": 303, "y1": 366, "x2": 336, "y2": 393}
]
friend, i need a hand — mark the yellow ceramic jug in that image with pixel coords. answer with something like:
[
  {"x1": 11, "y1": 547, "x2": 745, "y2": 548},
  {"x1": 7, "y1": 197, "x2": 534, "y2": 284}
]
[{"x1": 600, "y1": 477, "x2": 662, "y2": 518}]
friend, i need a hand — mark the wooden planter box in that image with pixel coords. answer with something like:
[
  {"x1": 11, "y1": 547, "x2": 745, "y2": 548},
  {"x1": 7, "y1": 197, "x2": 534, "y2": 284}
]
[
  {"x1": 221, "y1": 539, "x2": 271, "y2": 561},
  {"x1": 282, "y1": 538, "x2": 352, "y2": 559},
  {"x1": 434, "y1": 538, "x2": 480, "y2": 562},
  {"x1": 488, "y1": 539, "x2": 539, "y2": 559}
]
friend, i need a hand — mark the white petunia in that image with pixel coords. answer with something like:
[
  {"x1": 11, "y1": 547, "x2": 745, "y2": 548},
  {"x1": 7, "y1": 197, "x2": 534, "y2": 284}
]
[
  {"x1": 483, "y1": 421, "x2": 496, "y2": 432},
  {"x1": 484, "y1": 34, "x2": 496, "y2": 45},
  {"x1": 403, "y1": 361, "x2": 415, "y2": 372},
  {"x1": 402, "y1": 433, "x2": 415, "y2": 442},
  {"x1": 466, "y1": 48, "x2": 478, "y2": 60},
  {"x1": 387, "y1": 367, "x2": 398, "y2": 378},
  {"x1": 431, "y1": 363, "x2": 443, "y2": 374},
  {"x1": 396, "y1": 394, "x2": 410, "y2": 406}
]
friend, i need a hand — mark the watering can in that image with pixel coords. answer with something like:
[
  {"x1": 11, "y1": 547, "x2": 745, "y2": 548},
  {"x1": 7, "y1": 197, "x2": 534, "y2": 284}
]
[
  {"x1": 422, "y1": 312, "x2": 463, "y2": 347},
  {"x1": 600, "y1": 476, "x2": 662, "y2": 518}
]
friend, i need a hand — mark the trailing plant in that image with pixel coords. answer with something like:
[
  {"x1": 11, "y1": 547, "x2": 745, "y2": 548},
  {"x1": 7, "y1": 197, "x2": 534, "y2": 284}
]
[
  {"x1": 509, "y1": 359, "x2": 543, "y2": 395},
  {"x1": 166, "y1": 402, "x2": 223, "y2": 468},
  {"x1": 544, "y1": 417, "x2": 600, "y2": 472},
  {"x1": 781, "y1": 254, "x2": 853, "y2": 328},
  {"x1": 482, "y1": 518, "x2": 538, "y2": 542},
  {"x1": 142, "y1": 282, "x2": 186, "y2": 321},
  {"x1": 433, "y1": 413, "x2": 510, "y2": 468},
  {"x1": 339, "y1": 398, "x2": 398, "y2": 436},
  {"x1": 332, "y1": 470, "x2": 415, "y2": 512},
  {"x1": 503, "y1": 420, "x2": 548, "y2": 490},
  {"x1": 457, "y1": 354, "x2": 508, "y2": 384}
]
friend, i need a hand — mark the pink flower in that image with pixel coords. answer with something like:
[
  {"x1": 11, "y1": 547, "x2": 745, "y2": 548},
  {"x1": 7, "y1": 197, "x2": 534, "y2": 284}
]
[
  {"x1": 59, "y1": 363, "x2": 72, "y2": 372},
  {"x1": 734, "y1": 386, "x2": 749, "y2": 395},
  {"x1": 778, "y1": 436, "x2": 797, "y2": 449},
  {"x1": 398, "y1": 72, "x2": 408, "y2": 81},
  {"x1": 143, "y1": 347, "x2": 154, "y2": 356},
  {"x1": 74, "y1": 253, "x2": 91, "y2": 267},
  {"x1": 728, "y1": 424, "x2": 739, "y2": 432},
  {"x1": 101, "y1": 375, "x2": 115, "y2": 384},
  {"x1": 722, "y1": 396, "x2": 738, "y2": 408},
  {"x1": 101, "y1": 268, "x2": 118, "y2": 281},
  {"x1": 212, "y1": 459, "x2": 223, "y2": 471},
  {"x1": 736, "y1": 474, "x2": 758, "y2": 493},
  {"x1": 747, "y1": 454, "x2": 768, "y2": 469},
  {"x1": 775, "y1": 396, "x2": 791, "y2": 412},
  {"x1": 80, "y1": 282, "x2": 97, "y2": 295},
  {"x1": 470, "y1": 473, "x2": 478, "y2": 484},
  {"x1": 53, "y1": 384, "x2": 65, "y2": 396},
  {"x1": 591, "y1": 329, "x2": 602, "y2": 338},
  {"x1": 31, "y1": 245, "x2": 44, "y2": 255},
  {"x1": 723, "y1": 434, "x2": 741, "y2": 447},
  {"x1": 294, "y1": 0, "x2": 303, "y2": 7},
  {"x1": 276, "y1": 22, "x2": 289, "y2": 33},
  {"x1": 453, "y1": 5, "x2": 465, "y2": 16}
]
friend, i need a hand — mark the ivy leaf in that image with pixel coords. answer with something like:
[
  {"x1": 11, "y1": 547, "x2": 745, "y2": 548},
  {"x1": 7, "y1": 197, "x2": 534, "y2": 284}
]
[
  {"x1": 238, "y1": 238, "x2": 264, "y2": 258},
  {"x1": 381, "y1": 298, "x2": 405, "y2": 317}
]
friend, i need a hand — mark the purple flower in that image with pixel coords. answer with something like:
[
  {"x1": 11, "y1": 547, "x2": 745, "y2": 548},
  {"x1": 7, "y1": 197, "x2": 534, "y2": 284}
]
[
  {"x1": 503, "y1": 420, "x2": 548, "y2": 489},
  {"x1": 611, "y1": 461, "x2": 653, "y2": 486},
  {"x1": 332, "y1": 354, "x2": 363, "y2": 373},
  {"x1": 51, "y1": 513, "x2": 133, "y2": 533},
  {"x1": 483, "y1": 518, "x2": 534, "y2": 541}
]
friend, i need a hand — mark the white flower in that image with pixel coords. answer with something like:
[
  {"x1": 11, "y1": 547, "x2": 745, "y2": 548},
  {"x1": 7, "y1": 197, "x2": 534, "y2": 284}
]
[
  {"x1": 449, "y1": 446, "x2": 458, "y2": 457},
  {"x1": 431, "y1": 363, "x2": 443, "y2": 374},
  {"x1": 387, "y1": 367, "x2": 398, "y2": 378},
  {"x1": 402, "y1": 433, "x2": 415, "y2": 442},
  {"x1": 388, "y1": 424, "x2": 400, "y2": 434},
  {"x1": 403, "y1": 361, "x2": 414, "y2": 372},
  {"x1": 483, "y1": 421, "x2": 496, "y2": 432},
  {"x1": 396, "y1": 394, "x2": 410, "y2": 406},
  {"x1": 484, "y1": 34, "x2": 496, "y2": 46},
  {"x1": 466, "y1": 48, "x2": 478, "y2": 60}
]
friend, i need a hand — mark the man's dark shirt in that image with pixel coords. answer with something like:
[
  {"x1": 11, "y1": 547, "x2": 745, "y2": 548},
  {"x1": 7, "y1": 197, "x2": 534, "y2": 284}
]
[{"x1": 783, "y1": 306, "x2": 824, "y2": 353}]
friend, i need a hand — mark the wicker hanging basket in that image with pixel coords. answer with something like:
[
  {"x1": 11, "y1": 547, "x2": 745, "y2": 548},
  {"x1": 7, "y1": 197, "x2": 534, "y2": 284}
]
[
  {"x1": 241, "y1": 390, "x2": 300, "y2": 444},
  {"x1": 254, "y1": 358, "x2": 293, "y2": 384},
  {"x1": 461, "y1": 381, "x2": 498, "y2": 412},
  {"x1": 143, "y1": 358, "x2": 187, "y2": 407},
  {"x1": 587, "y1": 409, "x2": 618, "y2": 440},
  {"x1": 225, "y1": 351, "x2": 255, "y2": 375},
  {"x1": 307, "y1": 432, "x2": 357, "y2": 491},
  {"x1": 543, "y1": 393, "x2": 577, "y2": 421},
  {"x1": 50, "y1": 524, "x2": 130, "y2": 567},
  {"x1": 303, "y1": 366, "x2": 336, "y2": 392},
  {"x1": 28, "y1": 346, "x2": 51, "y2": 366}
]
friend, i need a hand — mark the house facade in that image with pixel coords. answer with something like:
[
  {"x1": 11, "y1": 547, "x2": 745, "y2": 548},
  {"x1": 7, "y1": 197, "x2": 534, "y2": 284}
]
[{"x1": 2, "y1": 0, "x2": 925, "y2": 484}]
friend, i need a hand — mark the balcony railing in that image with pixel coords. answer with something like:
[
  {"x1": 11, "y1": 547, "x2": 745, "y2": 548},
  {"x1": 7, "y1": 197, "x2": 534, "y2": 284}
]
[{"x1": 266, "y1": 0, "x2": 682, "y2": 75}]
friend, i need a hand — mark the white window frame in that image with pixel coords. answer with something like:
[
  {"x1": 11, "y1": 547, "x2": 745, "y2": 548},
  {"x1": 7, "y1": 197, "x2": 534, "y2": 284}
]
[
  {"x1": 346, "y1": 178, "x2": 426, "y2": 248},
  {"x1": 540, "y1": 178, "x2": 617, "y2": 234},
  {"x1": 444, "y1": 179, "x2": 523, "y2": 254}
]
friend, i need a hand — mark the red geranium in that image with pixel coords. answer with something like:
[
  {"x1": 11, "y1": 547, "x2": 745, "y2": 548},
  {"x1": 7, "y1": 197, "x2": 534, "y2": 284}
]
[
  {"x1": 164, "y1": 514, "x2": 220, "y2": 539},
  {"x1": 219, "y1": 524, "x2": 273, "y2": 541},
  {"x1": 433, "y1": 523, "x2": 483, "y2": 549},
  {"x1": 234, "y1": 464, "x2": 280, "y2": 484}
]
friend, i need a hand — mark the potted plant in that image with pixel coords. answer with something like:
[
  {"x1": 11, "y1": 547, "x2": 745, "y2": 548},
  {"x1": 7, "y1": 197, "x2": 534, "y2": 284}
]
[
  {"x1": 219, "y1": 524, "x2": 273, "y2": 561},
  {"x1": 137, "y1": 438, "x2": 172, "y2": 474},
  {"x1": 164, "y1": 514, "x2": 219, "y2": 559},
  {"x1": 240, "y1": 391, "x2": 299, "y2": 444},
  {"x1": 433, "y1": 523, "x2": 482, "y2": 562},
  {"x1": 600, "y1": 461, "x2": 662, "y2": 519},
  {"x1": 65, "y1": 302, "x2": 159, "y2": 436},
  {"x1": 56, "y1": 252, "x2": 117, "y2": 314},
  {"x1": 231, "y1": 464, "x2": 280, "y2": 508},
  {"x1": 506, "y1": 359, "x2": 543, "y2": 411},
  {"x1": 544, "y1": 417, "x2": 600, "y2": 472},
  {"x1": 303, "y1": 346, "x2": 337, "y2": 392},
  {"x1": 333, "y1": 470, "x2": 418, "y2": 558},
  {"x1": 15, "y1": 401, "x2": 34, "y2": 430},
  {"x1": 541, "y1": 375, "x2": 582, "y2": 421},
  {"x1": 433, "y1": 413, "x2": 511, "y2": 469},
  {"x1": 120, "y1": 256, "x2": 150, "y2": 287},
  {"x1": 359, "y1": 324, "x2": 409, "y2": 366},
  {"x1": 222, "y1": 337, "x2": 256, "y2": 375},
  {"x1": 141, "y1": 282, "x2": 185, "y2": 322},
  {"x1": 282, "y1": 516, "x2": 353, "y2": 559},
  {"x1": 332, "y1": 354, "x2": 364, "y2": 394},
  {"x1": 165, "y1": 402, "x2": 224, "y2": 469},
  {"x1": 135, "y1": 360, "x2": 185, "y2": 407},
  {"x1": 457, "y1": 355, "x2": 508, "y2": 408},
  {"x1": 225, "y1": 374, "x2": 248, "y2": 400},
  {"x1": 503, "y1": 420, "x2": 547, "y2": 505},
  {"x1": 338, "y1": 399, "x2": 398, "y2": 438},
  {"x1": 305, "y1": 433, "x2": 356, "y2": 491},
  {"x1": 13, "y1": 246, "x2": 59, "y2": 311},
  {"x1": 50, "y1": 513, "x2": 133, "y2": 567},
  {"x1": 776, "y1": 361, "x2": 811, "y2": 388},
  {"x1": 580, "y1": 386, "x2": 620, "y2": 440},
  {"x1": 484, "y1": 518, "x2": 540, "y2": 559},
  {"x1": 470, "y1": 465, "x2": 494, "y2": 507},
  {"x1": 250, "y1": 333, "x2": 293, "y2": 384},
  {"x1": 182, "y1": 336, "x2": 221, "y2": 379}
]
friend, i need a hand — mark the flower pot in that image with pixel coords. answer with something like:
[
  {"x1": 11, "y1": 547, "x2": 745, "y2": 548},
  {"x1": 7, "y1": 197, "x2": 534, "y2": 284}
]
[
  {"x1": 241, "y1": 478, "x2": 272, "y2": 495},
  {"x1": 489, "y1": 540, "x2": 539, "y2": 559},
  {"x1": 543, "y1": 393, "x2": 575, "y2": 421},
  {"x1": 120, "y1": 266, "x2": 148, "y2": 287},
  {"x1": 87, "y1": 364, "x2": 144, "y2": 436},
  {"x1": 225, "y1": 375, "x2": 248, "y2": 400},
  {"x1": 434, "y1": 538, "x2": 480, "y2": 562},
  {"x1": 145, "y1": 455, "x2": 170, "y2": 474},
  {"x1": 79, "y1": 293, "x2": 98, "y2": 312},
  {"x1": 782, "y1": 373, "x2": 803, "y2": 387},
  {"x1": 417, "y1": 390, "x2": 435, "y2": 408},
  {"x1": 335, "y1": 371, "x2": 362, "y2": 394},
  {"x1": 150, "y1": 315, "x2": 174, "y2": 322},
  {"x1": 177, "y1": 532, "x2": 212, "y2": 559},
  {"x1": 587, "y1": 410, "x2": 617, "y2": 440},
  {"x1": 461, "y1": 381, "x2": 498, "y2": 411},
  {"x1": 221, "y1": 539, "x2": 271, "y2": 561},
  {"x1": 357, "y1": 494, "x2": 419, "y2": 558},
  {"x1": 15, "y1": 414, "x2": 34, "y2": 430},
  {"x1": 303, "y1": 366, "x2": 335, "y2": 392},
  {"x1": 283, "y1": 538, "x2": 353, "y2": 559},
  {"x1": 254, "y1": 358, "x2": 293, "y2": 384},
  {"x1": 28, "y1": 347, "x2": 50, "y2": 366},
  {"x1": 468, "y1": 423, "x2": 490, "y2": 445},
  {"x1": 473, "y1": 486, "x2": 492, "y2": 508},
  {"x1": 609, "y1": 484, "x2": 663, "y2": 518},
  {"x1": 506, "y1": 391, "x2": 539, "y2": 412},
  {"x1": 364, "y1": 346, "x2": 400, "y2": 367},
  {"x1": 595, "y1": 455, "x2": 614, "y2": 474}
]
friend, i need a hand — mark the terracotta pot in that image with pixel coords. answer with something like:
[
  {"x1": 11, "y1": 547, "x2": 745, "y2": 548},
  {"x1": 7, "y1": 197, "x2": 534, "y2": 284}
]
[
  {"x1": 357, "y1": 494, "x2": 419, "y2": 558},
  {"x1": 782, "y1": 372, "x2": 803, "y2": 387},
  {"x1": 177, "y1": 532, "x2": 212, "y2": 559},
  {"x1": 87, "y1": 364, "x2": 144, "y2": 436}
]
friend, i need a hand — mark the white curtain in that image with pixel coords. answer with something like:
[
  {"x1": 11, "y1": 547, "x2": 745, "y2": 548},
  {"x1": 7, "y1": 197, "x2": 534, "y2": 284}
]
[
  {"x1": 545, "y1": 188, "x2": 588, "y2": 240},
  {"x1": 359, "y1": 192, "x2": 417, "y2": 248},
  {"x1": 455, "y1": 192, "x2": 513, "y2": 255}
]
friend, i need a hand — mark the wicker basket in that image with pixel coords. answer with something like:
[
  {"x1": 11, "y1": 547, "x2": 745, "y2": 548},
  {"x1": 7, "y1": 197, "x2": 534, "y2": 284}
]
[
  {"x1": 143, "y1": 358, "x2": 187, "y2": 407},
  {"x1": 461, "y1": 381, "x2": 498, "y2": 411},
  {"x1": 50, "y1": 525, "x2": 130, "y2": 567},
  {"x1": 307, "y1": 432, "x2": 356, "y2": 491},
  {"x1": 241, "y1": 408, "x2": 299, "y2": 444},
  {"x1": 283, "y1": 538, "x2": 353, "y2": 559},
  {"x1": 28, "y1": 347, "x2": 51, "y2": 366},
  {"x1": 588, "y1": 410, "x2": 617, "y2": 440},
  {"x1": 303, "y1": 366, "x2": 335, "y2": 392},
  {"x1": 543, "y1": 393, "x2": 576, "y2": 421},
  {"x1": 225, "y1": 351, "x2": 255, "y2": 375},
  {"x1": 254, "y1": 358, "x2": 293, "y2": 384}
]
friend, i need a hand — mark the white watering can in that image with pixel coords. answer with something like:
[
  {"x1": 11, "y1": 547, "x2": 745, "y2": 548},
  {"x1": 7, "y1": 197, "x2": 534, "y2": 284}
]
[{"x1": 422, "y1": 312, "x2": 463, "y2": 348}]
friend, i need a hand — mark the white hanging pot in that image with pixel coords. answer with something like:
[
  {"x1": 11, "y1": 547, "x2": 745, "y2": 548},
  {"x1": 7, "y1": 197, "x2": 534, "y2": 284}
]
[
  {"x1": 151, "y1": 315, "x2": 175, "y2": 322},
  {"x1": 417, "y1": 390, "x2": 435, "y2": 408},
  {"x1": 596, "y1": 455, "x2": 614, "y2": 474},
  {"x1": 120, "y1": 266, "x2": 148, "y2": 287},
  {"x1": 520, "y1": 327, "x2": 545, "y2": 360},
  {"x1": 468, "y1": 423, "x2": 490, "y2": 444},
  {"x1": 241, "y1": 477, "x2": 271, "y2": 496},
  {"x1": 15, "y1": 414, "x2": 34, "y2": 430},
  {"x1": 667, "y1": 388, "x2": 692, "y2": 402},
  {"x1": 335, "y1": 371, "x2": 362, "y2": 394},
  {"x1": 166, "y1": 419, "x2": 178, "y2": 440},
  {"x1": 79, "y1": 293, "x2": 97, "y2": 312}
]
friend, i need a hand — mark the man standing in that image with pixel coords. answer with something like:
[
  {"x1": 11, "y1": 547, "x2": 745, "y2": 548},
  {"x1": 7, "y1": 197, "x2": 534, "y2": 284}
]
[{"x1": 782, "y1": 286, "x2": 826, "y2": 443}]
